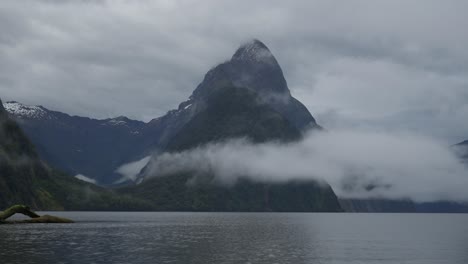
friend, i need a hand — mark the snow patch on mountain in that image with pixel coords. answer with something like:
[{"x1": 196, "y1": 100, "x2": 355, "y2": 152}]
[
  {"x1": 232, "y1": 39, "x2": 276, "y2": 64},
  {"x1": 106, "y1": 119, "x2": 127, "y2": 125},
  {"x1": 3, "y1": 101, "x2": 48, "y2": 119}
]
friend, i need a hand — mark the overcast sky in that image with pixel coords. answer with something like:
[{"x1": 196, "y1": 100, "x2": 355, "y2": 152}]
[{"x1": 1, "y1": 0, "x2": 467, "y2": 143}]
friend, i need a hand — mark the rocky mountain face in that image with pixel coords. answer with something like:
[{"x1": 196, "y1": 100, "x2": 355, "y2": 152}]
[
  {"x1": 189, "y1": 39, "x2": 320, "y2": 131},
  {"x1": 165, "y1": 85, "x2": 301, "y2": 151}
]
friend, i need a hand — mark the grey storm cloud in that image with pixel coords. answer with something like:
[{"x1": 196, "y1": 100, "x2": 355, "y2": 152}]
[{"x1": 0, "y1": 0, "x2": 468, "y2": 142}]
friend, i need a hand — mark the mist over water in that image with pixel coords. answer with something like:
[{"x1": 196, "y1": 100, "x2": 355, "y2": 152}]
[{"x1": 144, "y1": 130, "x2": 468, "y2": 202}]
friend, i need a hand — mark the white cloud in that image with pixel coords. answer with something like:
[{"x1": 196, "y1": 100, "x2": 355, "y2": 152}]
[
  {"x1": 115, "y1": 156, "x2": 151, "y2": 184},
  {"x1": 144, "y1": 130, "x2": 468, "y2": 202}
]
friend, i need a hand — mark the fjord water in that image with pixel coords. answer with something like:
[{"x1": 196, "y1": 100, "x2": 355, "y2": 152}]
[{"x1": 1, "y1": 212, "x2": 467, "y2": 264}]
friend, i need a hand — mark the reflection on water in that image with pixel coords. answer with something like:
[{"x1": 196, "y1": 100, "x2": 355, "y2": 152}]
[{"x1": 1, "y1": 212, "x2": 468, "y2": 264}]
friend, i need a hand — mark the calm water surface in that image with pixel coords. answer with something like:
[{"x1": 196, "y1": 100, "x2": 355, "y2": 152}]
[{"x1": 1, "y1": 212, "x2": 467, "y2": 264}]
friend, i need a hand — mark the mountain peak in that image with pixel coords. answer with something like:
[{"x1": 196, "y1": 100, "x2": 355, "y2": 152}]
[
  {"x1": 190, "y1": 39, "x2": 319, "y2": 131},
  {"x1": 231, "y1": 39, "x2": 276, "y2": 64}
]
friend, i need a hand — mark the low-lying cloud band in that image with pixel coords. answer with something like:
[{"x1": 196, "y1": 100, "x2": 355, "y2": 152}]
[{"x1": 144, "y1": 130, "x2": 468, "y2": 202}]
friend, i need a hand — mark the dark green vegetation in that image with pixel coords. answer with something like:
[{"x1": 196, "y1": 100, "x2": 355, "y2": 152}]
[
  {"x1": 122, "y1": 173, "x2": 341, "y2": 212},
  {"x1": 0, "y1": 99, "x2": 153, "y2": 210}
]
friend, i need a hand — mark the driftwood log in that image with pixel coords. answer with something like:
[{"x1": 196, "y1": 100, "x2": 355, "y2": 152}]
[{"x1": 0, "y1": 205, "x2": 73, "y2": 224}]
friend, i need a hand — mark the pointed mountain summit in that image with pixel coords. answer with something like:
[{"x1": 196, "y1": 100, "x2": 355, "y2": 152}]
[
  {"x1": 191, "y1": 39, "x2": 319, "y2": 131},
  {"x1": 231, "y1": 39, "x2": 277, "y2": 64},
  {"x1": 147, "y1": 39, "x2": 322, "y2": 151}
]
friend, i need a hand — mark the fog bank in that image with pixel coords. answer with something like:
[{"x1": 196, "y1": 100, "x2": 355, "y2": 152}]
[{"x1": 144, "y1": 130, "x2": 468, "y2": 202}]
